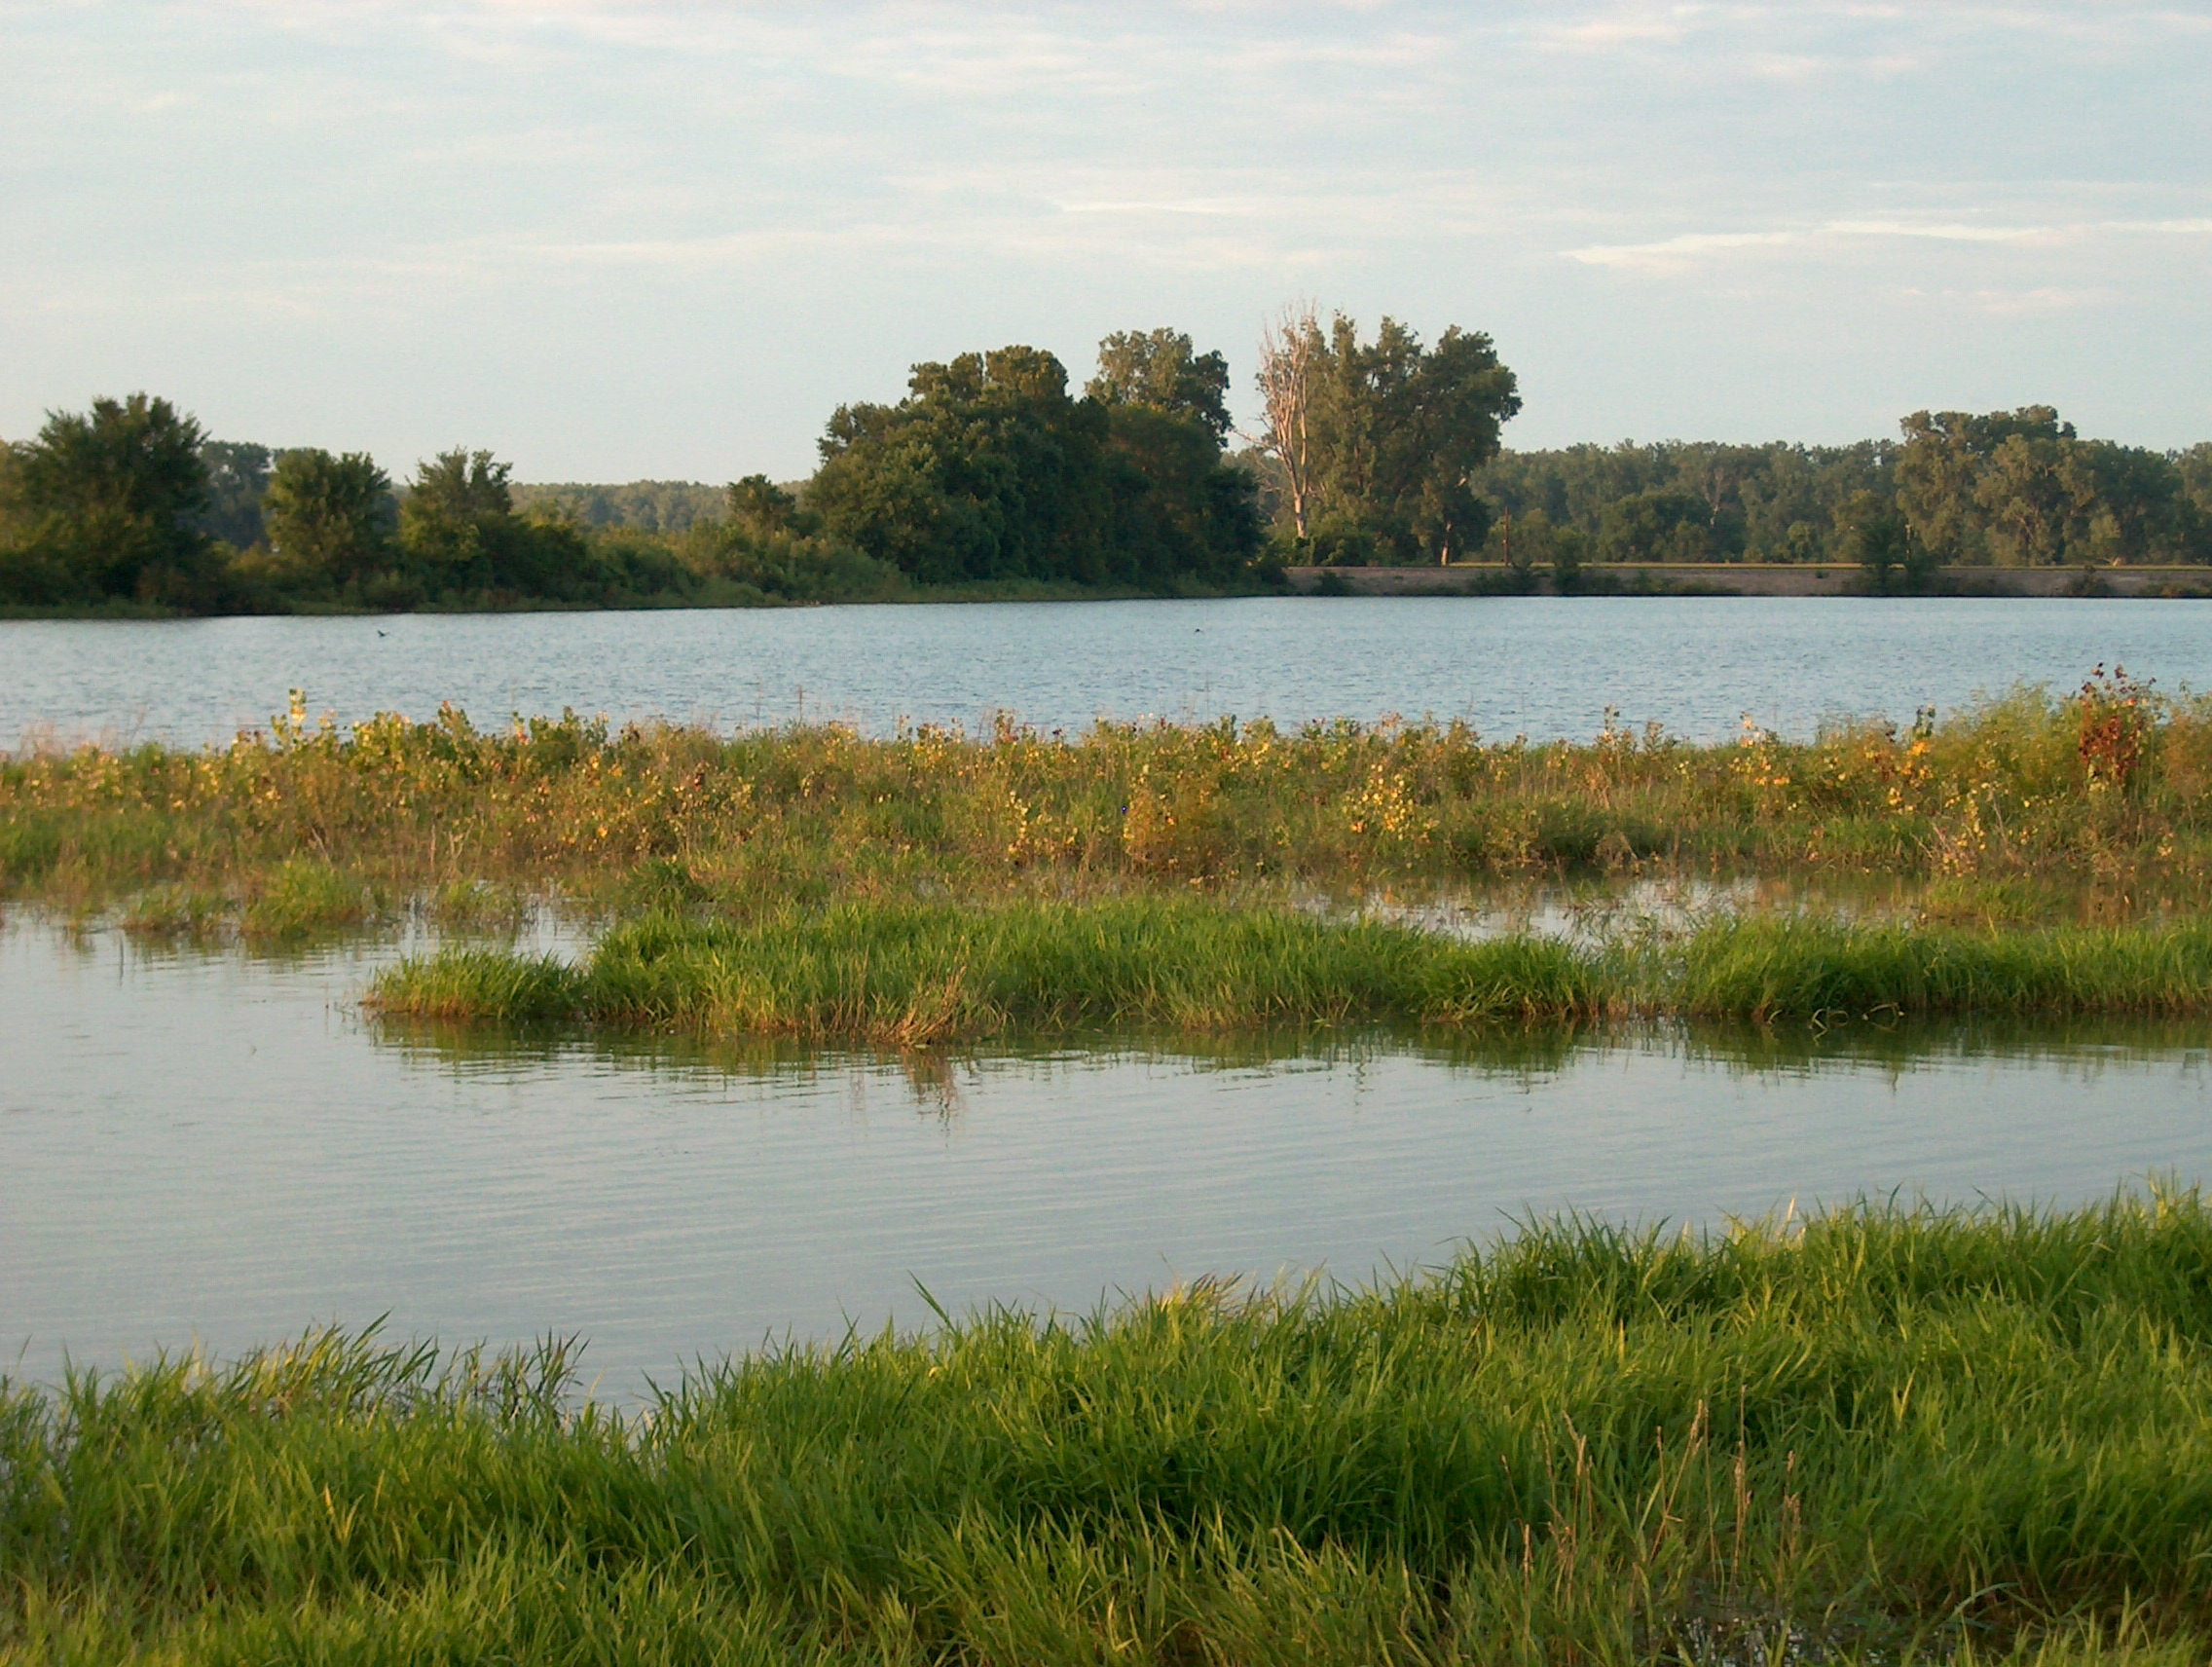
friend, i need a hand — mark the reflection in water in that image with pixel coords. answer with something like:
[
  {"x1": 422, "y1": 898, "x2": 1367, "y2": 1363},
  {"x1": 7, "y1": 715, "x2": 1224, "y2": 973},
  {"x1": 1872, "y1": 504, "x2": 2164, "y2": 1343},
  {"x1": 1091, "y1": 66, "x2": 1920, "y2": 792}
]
[
  {"x1": 372, "y1": 1007, "x2": 2212, "y2": 1100},
  {"x1": 5, "y1": 921, "x2": 2210, "y2": 1399}
]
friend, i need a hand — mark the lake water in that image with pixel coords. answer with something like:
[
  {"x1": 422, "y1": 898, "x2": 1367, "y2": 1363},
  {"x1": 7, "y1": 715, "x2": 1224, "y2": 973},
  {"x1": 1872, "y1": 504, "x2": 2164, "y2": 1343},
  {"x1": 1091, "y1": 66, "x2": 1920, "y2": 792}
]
[
  {"x1": 6, "y1": 595, "x2": 2211, "y2": 750},
  {"x1": 12, "y1": 598, "x2": 2212, "y2": 1392},
  {"x1": 7, "y1": 921, "x2": 2209, "y2": 1398}
]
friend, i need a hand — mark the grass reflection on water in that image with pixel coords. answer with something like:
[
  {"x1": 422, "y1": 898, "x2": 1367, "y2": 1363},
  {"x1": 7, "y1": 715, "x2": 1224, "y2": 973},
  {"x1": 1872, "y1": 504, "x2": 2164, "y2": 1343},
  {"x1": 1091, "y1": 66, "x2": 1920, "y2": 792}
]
[{"x1": 369, "y1": 1005, "x2": 2212, "y2": 1102}]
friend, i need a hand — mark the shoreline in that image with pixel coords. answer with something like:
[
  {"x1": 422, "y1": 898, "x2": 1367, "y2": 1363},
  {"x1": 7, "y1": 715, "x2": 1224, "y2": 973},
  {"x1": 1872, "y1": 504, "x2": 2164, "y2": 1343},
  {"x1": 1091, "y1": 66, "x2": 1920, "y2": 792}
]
[
  {"x1": 1285, "y1": 561, "x2": 2212, "y2": 597},
  {"x1": 9, "y1": 564, "x2": 2212, "y2": 620},
  {"x1": 12, "y1": 1192, "x2": 2212, "y2": 1660}
]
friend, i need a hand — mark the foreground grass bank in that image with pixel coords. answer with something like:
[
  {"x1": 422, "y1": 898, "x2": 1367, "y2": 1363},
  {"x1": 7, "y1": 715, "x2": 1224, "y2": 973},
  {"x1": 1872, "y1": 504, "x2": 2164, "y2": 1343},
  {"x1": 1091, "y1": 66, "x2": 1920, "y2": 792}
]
[
  {"x1": 2, "y1": 672, "x2": 2206, "y2": 923},
  {"x1": 370, "y1": 900, "x2": 2212, "y2": 1042},
  {"x1": 7, "y1": 1195, "x2": 2212, "y2": 1663}
]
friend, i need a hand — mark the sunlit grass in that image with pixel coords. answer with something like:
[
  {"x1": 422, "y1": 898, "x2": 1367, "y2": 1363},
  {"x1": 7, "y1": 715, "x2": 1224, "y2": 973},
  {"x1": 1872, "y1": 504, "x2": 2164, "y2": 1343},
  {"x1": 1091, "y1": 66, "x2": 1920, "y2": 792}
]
[
  {"x1": 8, "y1": 1192, "x2": 2212, "y2": 1661},
  {"x1": 371, "y1": 900, "x2": 1605, "y2": 1044},
  {"x1": 2, "y1": 673, "x2": 2207, "y2": 923},
  {"x1": 370, "y1": 900, "x2": 2212, "y2": 1042},
  {"x1": 240, "y1": 856, "x2": 374, "y2": 940}
]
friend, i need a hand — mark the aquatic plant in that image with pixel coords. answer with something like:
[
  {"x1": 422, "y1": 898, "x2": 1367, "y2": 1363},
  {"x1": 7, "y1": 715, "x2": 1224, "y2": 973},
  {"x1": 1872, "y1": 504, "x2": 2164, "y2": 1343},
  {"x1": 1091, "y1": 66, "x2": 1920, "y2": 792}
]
[
  {"x1": 6, "y1": 679, "x2": 2212, "y2": 925},
  {"x1": 371, "y1": 901, "x2": 2212, "y2": 1043},
  {"x1": 1668, "y1": 916, "x2": 2212, "y2": 1022},
  {"x1": 372, "y1": 900, "x2": 1609, "y2": 1044},
  {"x1": 240, "y1": 856, "x2": 374, "y2": 940},
  {"x1": 7, "y1": 1192, "x2": 2212, "y2": 1661}
]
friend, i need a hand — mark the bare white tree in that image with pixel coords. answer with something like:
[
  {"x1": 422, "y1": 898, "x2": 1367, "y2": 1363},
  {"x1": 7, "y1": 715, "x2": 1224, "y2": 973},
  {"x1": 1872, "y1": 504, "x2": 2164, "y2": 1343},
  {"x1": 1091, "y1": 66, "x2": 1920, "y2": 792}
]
[{"x1": 1246, "y1": 301, "x2": 1322, "y2": 539}]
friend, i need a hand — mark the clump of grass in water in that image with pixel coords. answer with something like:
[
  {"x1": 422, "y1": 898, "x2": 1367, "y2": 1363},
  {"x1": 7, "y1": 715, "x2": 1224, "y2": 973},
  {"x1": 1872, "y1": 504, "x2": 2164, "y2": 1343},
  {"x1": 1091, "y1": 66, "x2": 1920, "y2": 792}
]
[
  {"x1": 7, "y1": 1192, "x2": 2212, "y2": 1661},
  {"x1": 426, "y1": 876, "x2": 529, "y2": 934},
  {"x1": 374, "y1": 899, "x2": 1610, "y2": 1044},
  {"x1": 118, "y1": 883, "x2": 230, "y2": 938},
  {"x1": 371, "y1": 899, "x2": 2212, "y2": 1043},
  {"x1": 241, "y1": 858, "x2": 373, "y2": 941},
  {"x1": 1673, "y1": 917, "x2": 2212, "y2": 1022}
]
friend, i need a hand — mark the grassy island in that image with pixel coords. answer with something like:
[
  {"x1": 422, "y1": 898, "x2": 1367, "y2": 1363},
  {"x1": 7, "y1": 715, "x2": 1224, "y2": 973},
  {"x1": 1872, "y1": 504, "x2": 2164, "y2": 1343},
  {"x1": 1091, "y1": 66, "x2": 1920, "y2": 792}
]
[
  {"x1": 370, "y1": 904, "x2": 2212, "y2": 1044},
  {"x1": 7, "y1": 1194, "x2": 2212, "y2": 1662}
]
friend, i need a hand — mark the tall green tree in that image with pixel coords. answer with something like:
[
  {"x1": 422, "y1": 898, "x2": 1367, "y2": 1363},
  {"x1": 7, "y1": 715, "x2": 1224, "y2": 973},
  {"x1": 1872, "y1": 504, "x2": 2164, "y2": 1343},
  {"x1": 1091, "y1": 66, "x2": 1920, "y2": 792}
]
[
  {"x1": 725, "y1": 473, "x2": 800, "y2": 537},
  {"x1": 1088, "y1": 329, "x2": 1232, "y2": 443},
  {"x1": 263, "y1": 449, "x2": 396, "y2": 590},
  {"x1": 1088, "y1": 329, "x2": 1259, "y2": 583},
  {"x1": 399, "y1": 448, "x2": 601, "y2": 602},
  {"x1": 1973, "y1": 431, "x2": 2076, "y2": 568},
  {"x1": 0, "y1": 394, "x2": 215, "y2": 605},
  {"x1": 197, "y1": 441, "x2": 274, "y2": 549},
  {"x1": 2058, "y1": 441, "x2": 2194, "y2": 566},
  {"x1": 1838, "y1": 490, "x2": 1931, "y2": 593},
  {"x1": 812, "y1": 340, "x2": 1258, "y2": 588},
  {"x1": 812, "y1": 347, "x2": 1109, "y2": 585},
  {"x1": 1256, "y1": 312, "x2": 1519, "y2": 563},
  {"x1": 1896, "y1": 406, "x2": 2072, "y2": 564},
  {"x1": 1598, "y1": 489, "x2": 1713, "y2": 563},
  {"x1": 2178, "y1": 444, "x2": 2212, "y2": 520}
]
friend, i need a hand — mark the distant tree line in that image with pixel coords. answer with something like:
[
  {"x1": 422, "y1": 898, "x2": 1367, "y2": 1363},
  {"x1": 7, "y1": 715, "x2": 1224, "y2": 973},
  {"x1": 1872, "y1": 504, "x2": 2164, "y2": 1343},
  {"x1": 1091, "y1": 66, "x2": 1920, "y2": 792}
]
[
  {"x1": 0, "y1": 329, "x2": 1271, "y2": 613},
  {"x1": 508, "y1": 480, "x2": 728, "y2": 534},
  {"x1": 1464, "y1": 407, "x2": 2212, "y2": 578},
  {"x1": 8, "y1": 316, "x2": 2209, "y2": 614}
]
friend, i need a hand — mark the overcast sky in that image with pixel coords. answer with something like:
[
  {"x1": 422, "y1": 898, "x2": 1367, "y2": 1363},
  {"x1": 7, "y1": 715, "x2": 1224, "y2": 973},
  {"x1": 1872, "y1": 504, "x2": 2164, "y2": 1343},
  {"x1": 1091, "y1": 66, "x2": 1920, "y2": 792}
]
[{"x1": 5, "y1": 1, "x2": 2207, "y2": 480}]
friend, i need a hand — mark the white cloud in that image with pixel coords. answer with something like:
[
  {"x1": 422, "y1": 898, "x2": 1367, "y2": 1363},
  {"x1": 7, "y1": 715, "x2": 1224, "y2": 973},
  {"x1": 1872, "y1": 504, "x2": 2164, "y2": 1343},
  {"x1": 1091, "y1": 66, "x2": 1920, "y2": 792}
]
[
  {"x1": 5, "y1": 0, "x2": 2209, "y2": 466},
  {"x1": 1567, "y1": 213, "x2": 2212, "y2": 272}
]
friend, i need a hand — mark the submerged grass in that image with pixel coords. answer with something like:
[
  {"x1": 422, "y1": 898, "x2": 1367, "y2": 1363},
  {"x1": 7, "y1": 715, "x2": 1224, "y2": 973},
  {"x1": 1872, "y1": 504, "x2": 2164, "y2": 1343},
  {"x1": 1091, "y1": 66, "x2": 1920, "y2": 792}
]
[
  {"x1": 5, "y1": 672, "x2": 2211, "y2": 922},
  {"x1": 370, "y1": 899, "x2": 2212, "y2": 1042},
  {"x1": 8, "y1": 1193, "x2": 2212, "y2": 1662}
]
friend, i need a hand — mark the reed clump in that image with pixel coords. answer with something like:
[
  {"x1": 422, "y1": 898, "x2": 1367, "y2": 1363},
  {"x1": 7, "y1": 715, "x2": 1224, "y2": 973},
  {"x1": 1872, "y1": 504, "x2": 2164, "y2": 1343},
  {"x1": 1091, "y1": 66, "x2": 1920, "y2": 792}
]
[
  {"x1": 7, "y1": 1193, "x2": 2212, "y2": 1662},
  {"x1": 1674, "y1": 917, "x2": 2212, "y2": 1022},
  {"x1": 6, "y1": 671, "x2": 2212, "y2": 920},
  {"x1": 370, "y1": 900, "x2": 2212, "y2": 1043},
  {"x1": 372, "y1": 899, "x2": 1608, "y2": 1044}
]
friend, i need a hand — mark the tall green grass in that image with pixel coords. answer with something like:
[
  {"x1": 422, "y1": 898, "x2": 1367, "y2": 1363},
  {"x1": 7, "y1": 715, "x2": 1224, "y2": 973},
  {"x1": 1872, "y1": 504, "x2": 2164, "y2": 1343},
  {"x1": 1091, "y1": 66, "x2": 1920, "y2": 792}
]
[
  {"x1": 374, "y1": 900, "x2": 1605, "y2": 1044},
  {"x1": 370, "y1": 901, "x2": 2212, "y2": 1043},
  {"x1": 1674, "y1": 917, "x2": 2212, "y2": 1021},
  {"x1": 8, "y1": 1194, "x2": 2212, "y2": 1661}
]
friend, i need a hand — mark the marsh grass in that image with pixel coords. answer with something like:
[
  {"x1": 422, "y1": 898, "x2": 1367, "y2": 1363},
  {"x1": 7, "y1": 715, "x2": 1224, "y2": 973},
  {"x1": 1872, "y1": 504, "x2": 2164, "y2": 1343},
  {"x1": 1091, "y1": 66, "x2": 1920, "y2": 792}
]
[
  {"x1": 1672, "y1": 918, "x2": 2212, "y2": 1022},
  {"x1": 371, "y1": 900, "x2": 1606, "y2": 1044},
  {"x1": 239, "y1": 857, "x2": 376, "y2": 940},
  {"x1": 6, "y1": 676, "x2": 2212, "y2": 923},
  {"x1": 117, "y1": 881, "x2": 230, "y2": 938},
  {"x1": 371, "y1": 900, "x2": 2212, "y2": 1043},
  {"x1": 8, "y1": 1193, "x2": 2212, "y2": 1662},
  {"x1": 425, "y1": 875, "x2": 531, "y2": 933}
]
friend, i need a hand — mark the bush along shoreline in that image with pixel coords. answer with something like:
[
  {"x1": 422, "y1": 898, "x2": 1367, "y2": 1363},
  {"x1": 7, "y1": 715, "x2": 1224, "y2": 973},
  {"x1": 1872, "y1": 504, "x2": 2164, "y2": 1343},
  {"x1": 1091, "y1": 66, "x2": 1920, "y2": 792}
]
[{"x1": 8, "y1": 1192, "x2": 2212, "y2": 1661}]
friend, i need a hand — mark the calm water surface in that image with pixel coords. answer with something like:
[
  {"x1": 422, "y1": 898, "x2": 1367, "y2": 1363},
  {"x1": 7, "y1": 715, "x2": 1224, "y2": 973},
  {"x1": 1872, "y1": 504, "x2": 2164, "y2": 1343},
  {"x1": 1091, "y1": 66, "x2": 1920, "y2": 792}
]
[
  {"x1": 6, "y1": 596, "x2": 2211, "y2": 748},
  {"x1": 6, "y1": 922, "x2": 2208, "y2": 1397}
]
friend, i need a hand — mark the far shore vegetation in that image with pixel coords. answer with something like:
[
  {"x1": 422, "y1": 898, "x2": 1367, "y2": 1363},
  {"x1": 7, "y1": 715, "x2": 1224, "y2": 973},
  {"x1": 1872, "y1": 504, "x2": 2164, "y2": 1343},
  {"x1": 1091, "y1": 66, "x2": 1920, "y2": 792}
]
[
  {"x1": 4, "y1": 307, "x2": 2208, "y2": 616},
  {"x1": 10, "y1": 1191, "x2": 2212, "y2": 1661}
]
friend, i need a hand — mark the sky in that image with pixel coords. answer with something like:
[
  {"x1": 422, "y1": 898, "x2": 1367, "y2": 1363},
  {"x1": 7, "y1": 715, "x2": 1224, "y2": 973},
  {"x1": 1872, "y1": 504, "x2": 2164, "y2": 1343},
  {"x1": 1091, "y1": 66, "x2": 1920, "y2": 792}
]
[{"x1": 4, "y1": 0, "x2": 2208, "y2": 481}]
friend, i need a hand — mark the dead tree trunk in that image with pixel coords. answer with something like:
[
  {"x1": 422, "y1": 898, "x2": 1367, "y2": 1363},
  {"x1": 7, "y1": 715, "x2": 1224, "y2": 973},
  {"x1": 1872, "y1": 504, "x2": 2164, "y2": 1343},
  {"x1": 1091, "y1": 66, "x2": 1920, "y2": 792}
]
[{"x1": 1250, "y1": 302, "x2": 1320, "y2": 539}]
